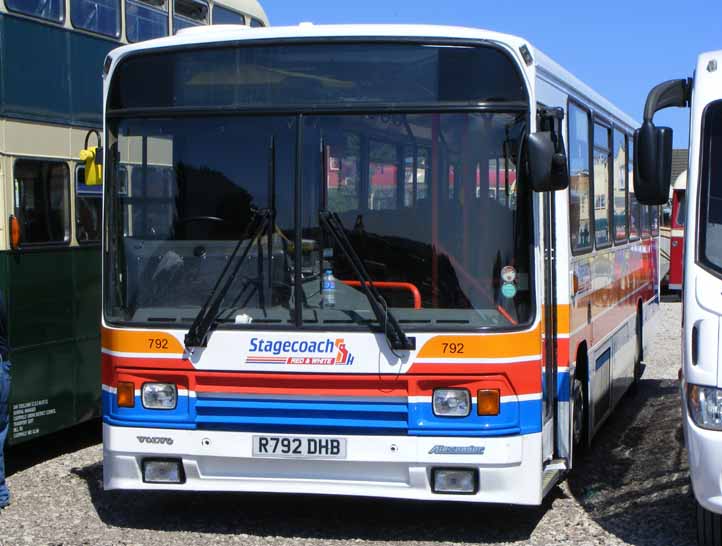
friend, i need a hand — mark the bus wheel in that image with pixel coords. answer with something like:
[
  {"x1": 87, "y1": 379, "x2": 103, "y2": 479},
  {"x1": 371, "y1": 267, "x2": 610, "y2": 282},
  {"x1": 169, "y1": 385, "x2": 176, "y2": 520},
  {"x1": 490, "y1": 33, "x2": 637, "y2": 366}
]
[
  {"x1": 696, "y1": 500, "x2": 722, "y2": 546},
  {"x1": 572, "y1": 378, "x2": 588, "y2": 457}
]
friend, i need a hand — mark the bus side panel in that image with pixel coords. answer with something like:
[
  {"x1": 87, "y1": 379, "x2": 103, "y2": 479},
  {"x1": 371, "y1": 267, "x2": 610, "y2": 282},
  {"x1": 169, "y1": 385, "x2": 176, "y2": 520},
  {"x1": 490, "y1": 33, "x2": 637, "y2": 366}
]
[
  {"x1": 6, "y1": 250, "x2": 77, "y2": 444},
  {"x1": 73, "y1": 245, "x2": 102, "y2": 423}
]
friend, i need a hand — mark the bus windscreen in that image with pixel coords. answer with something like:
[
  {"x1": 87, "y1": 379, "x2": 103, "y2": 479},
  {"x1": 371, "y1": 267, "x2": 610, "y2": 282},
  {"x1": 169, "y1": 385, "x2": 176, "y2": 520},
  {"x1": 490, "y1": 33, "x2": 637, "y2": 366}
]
[{"x1": 105, "y1": 43, "x2": 532, "y2": 331}]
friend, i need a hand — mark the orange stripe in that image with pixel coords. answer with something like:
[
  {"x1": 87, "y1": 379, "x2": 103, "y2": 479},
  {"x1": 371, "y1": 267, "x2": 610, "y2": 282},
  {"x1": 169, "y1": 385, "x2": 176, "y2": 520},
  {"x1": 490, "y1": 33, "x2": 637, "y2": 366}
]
[
  {"x1": 102, "y1": 326, "x2": 184, "y2": 355},
  {"x1": 417, "y1": 325, "x2": 541, "y2": 359}
]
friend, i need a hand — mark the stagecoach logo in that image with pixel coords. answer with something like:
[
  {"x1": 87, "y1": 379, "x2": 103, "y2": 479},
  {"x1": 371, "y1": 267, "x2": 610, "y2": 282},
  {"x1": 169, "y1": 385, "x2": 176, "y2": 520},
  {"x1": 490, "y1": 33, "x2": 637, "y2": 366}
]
[
  {"x1": 246, "y1": 337, "x2": 355, "y2": 366},
  {"x1": 137, "y1": 436, "x2": 174, "y2": 445},
  {"x1": 428, "y1": 445, "x2": 486, "y2": 455}
]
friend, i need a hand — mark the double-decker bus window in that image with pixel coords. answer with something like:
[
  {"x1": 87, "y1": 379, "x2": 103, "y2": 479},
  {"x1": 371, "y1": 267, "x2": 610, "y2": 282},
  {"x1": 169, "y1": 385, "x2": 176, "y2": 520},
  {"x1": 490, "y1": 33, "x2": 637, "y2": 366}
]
[
  {"x1": 13, "y1": 160, "x2": 70, "y2": 245},
  {"x1": 6, "y1": 0, "x2": 64, "y2": 22},
  {"x1": 612, "y1": 129, "x2": 627, "y2": 242},
  {"x1": 174, "y1": 0, "x2": 208, "y2": 33},
  {"x1": 628, "y1": 137, "x2": 641, "y2": 240},
  {"x1": 70, "y1": 0, "x2": 121, "y2": 38},
  {"x1": 568, "y1": 102, "x2": 592, "y2": 253},
  {"x1": 126, "y1": 0, "x2": 168, "y2": 42},
  {"x1": 212, "y1": 4, "x2": 245, "y2": 25},
  {"x1": 250, "y1": 17, "x2": 264, "y2": 27},
  {"x1": 76, "y1": 166, "x2": 103, "y2": 243},
  {"x1": 593, "y1": 122, "x2": 611, "y2": 248}
]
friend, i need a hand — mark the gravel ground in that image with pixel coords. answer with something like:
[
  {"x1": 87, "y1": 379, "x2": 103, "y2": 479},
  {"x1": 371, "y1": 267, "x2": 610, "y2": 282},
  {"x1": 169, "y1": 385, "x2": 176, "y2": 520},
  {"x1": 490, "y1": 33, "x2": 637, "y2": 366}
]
[{"x1": 0, "y1": 302, "x2": 692, "y2": 546}]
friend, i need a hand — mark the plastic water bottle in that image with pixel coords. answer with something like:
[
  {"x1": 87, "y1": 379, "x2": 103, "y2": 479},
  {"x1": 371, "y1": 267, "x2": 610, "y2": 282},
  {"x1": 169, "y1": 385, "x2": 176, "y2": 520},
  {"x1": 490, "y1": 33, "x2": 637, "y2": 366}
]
[{"x1": 321, "y1": 268, "x2": 336, "y2": 308}]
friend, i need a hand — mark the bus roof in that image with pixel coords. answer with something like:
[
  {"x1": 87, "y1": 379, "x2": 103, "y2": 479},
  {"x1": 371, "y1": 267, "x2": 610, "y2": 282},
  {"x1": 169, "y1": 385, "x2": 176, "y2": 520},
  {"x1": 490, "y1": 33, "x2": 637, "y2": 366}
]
[{"x1": 104, "y1": 23, "x2": 638, "y2": 129}]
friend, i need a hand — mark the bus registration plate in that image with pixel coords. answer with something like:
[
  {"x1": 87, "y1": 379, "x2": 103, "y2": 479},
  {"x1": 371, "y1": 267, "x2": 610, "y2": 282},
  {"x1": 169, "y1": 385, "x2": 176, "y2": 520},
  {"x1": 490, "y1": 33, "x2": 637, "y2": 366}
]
[{"x1": 252, "y1": 435, "x2": 347, "y2": 459}]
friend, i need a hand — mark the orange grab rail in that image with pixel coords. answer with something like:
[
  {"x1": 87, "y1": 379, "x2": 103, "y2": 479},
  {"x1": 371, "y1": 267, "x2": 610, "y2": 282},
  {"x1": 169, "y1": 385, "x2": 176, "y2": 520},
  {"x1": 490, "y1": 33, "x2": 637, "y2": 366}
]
[{"x1": 341, "y1": 281, "x2": 422, "y2": 310}]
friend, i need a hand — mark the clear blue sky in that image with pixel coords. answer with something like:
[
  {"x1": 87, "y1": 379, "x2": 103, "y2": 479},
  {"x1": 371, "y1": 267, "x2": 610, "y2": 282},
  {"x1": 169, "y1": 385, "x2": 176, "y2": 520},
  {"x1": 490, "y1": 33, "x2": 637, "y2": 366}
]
[{"x1": 266, "y1": 0, "x2": 721, "y2": 148}]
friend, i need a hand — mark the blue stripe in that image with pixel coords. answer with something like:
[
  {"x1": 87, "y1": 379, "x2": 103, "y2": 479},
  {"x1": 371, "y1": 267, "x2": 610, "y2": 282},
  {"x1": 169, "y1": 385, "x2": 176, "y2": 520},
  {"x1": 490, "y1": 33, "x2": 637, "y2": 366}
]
[
  {"x1": 104, "y1": 391, "x2": 542, "y2": 436},
  {"x1": 557, "y1": 370, "x2": 571, "y2": 402}
]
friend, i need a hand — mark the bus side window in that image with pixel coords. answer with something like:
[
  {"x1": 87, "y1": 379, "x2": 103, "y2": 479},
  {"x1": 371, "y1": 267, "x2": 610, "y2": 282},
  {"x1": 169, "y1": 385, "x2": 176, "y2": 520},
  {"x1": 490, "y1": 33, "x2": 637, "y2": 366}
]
[
  {"x1": 13, "y1": 159, "x2": 70, "y2": 245},
  {"x1": 593, "y1": 122, "x2": 612, "y2": 248},
  {"x1": 651, "y1": 205, "x2": 660, "y2": 236},
  {"x1": 126, "y1": 0, "x2": 169, "y2": 43},
  {"x1": 6, "y1": 0, "x2": 64, "y2": 22},
  {"x1": 568, "y1": 102, "x2": 593, "y2": 253},
  {"x1": 76, "y1": 165, "x2": 103, "y2": 243},
  {"x1": 612, "y1": 129, "x2": 628, "y2": 243},
  {"x1": 250, "y1": 17, "x2": 264, "y2": 27},
  {"x1": 173, "y1": 0, "x2": 208, "y2": 33},
  {"x1": 70, "y1": 0, "x2": 121, "y2": 38},
  {"x1": 212, "y1": 4, "x2": 244, "y2": 24},
  {"x1": 628, "y1": 137, "x2": 641, "y2": 240}
]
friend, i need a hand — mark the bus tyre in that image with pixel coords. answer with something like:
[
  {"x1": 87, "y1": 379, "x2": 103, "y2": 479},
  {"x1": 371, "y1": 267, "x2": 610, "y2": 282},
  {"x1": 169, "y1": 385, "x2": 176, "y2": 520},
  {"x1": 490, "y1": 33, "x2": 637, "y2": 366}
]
[
  {"x1": 697, "y1": 500, "x2": 722, "y2": 546},
  {"x1": 572, "y1": 378, "x2": 588, "y2": 457}
]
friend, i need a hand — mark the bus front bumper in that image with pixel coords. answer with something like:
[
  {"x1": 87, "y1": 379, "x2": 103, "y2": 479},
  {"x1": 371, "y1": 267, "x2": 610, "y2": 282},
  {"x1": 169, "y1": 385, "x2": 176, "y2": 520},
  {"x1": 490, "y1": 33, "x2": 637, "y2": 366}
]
[
  {"x1": 103, "y1": 424, "x2": 544, "y2": 505},
  {"x1": 684, "y1": 407, "x2": 722, "y2": 514}
]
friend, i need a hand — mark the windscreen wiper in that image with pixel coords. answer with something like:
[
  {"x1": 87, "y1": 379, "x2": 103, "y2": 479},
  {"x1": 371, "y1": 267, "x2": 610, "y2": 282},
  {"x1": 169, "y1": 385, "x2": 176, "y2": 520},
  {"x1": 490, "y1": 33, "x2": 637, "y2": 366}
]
[
  {"x1": 319, "y1": 210, "x2": 415, "y2": 351},
  {"x1": 185, "y1": 209, "x2": 272, "y2": 349}
]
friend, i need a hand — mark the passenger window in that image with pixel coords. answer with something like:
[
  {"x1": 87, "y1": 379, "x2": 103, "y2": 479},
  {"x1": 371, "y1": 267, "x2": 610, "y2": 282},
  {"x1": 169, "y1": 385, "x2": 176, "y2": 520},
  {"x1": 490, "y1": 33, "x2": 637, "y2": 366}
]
[
  {"x1": 13, "y1": 160, "x2": 70, "y2": 245},
  {"x1": 568, "y1": 103, "x2": 592, "y2": 252},
  {"x1": 76, "y1": 166, "x2": 103, "y2": 243},
  {"x1": 6, "y1": 0, "x2": 64, "y2": 22},
  {"x1": 70, "y1": 0, "x2": 121, "y2": 37},
  {"x1": 651, "y1": 205, "x2": 659, "y2": 236},
  {"x1": 213, "y1": 4, "x2": 244, "y2": 24},
  {"x1": 612, "y1": 129, "x2": 627, "y2": 243},
  {"x1": 126, "y1": 0, "x2": 168, "y2": 42},
  {"x1": 174, "y1": 0, "x2": 208, "y2": 33},
  {"x1": 593, "y1": 122, "x2": 611, "y2": 248},
  {"x1": 250, "y1": 17, "x2": 264, "y2": 27},
  {"x1": 628, "y1": 138, "x2": 640, "y2": 240}
]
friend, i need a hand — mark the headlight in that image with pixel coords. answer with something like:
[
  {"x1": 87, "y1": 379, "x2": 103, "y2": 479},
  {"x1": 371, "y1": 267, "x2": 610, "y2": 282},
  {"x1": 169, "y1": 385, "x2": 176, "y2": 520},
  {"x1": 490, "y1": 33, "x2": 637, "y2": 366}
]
[
  {"x1": 141, "y1": 383, "x2": 177, "y2": 410},
  {"x1": 687, "y1": 384, "x2": 722, "y2": 430},
  {"x1": 432, "y1": 389, "x2": 470, "y2": 417}
]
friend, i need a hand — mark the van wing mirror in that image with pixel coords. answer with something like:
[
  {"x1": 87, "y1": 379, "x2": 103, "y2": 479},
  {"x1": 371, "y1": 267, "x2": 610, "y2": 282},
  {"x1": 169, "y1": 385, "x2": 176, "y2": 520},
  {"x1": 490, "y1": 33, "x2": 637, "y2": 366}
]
[
  {"x1": 634, "y1": 121, "x2": 673, "y2": 205},
  {"x1": 527, "y1": 131, "x2": 569, "y2": 192},
  {"x1": 634, "y1": 78, "x2": 691, "y2": 205}
]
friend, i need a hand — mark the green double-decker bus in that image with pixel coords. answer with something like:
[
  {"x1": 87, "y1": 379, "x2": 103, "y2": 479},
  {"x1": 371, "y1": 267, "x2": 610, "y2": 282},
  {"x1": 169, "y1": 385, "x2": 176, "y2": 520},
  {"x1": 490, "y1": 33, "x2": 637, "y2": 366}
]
[{"x1": 0, "y1": 0, "x2": 268, "y2": 445}]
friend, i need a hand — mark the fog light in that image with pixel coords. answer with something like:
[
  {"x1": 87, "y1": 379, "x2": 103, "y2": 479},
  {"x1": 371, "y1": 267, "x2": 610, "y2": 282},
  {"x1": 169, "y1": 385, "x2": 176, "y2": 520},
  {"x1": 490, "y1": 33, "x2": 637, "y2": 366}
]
[
  {"x1": 142, "y1": 383, "x2": 177, "y2": 409},
  {"x1": 431, "y1": 468, "x2": 478, "y2": 494},
  {"x1": 142, "y1": 459, "x2": 185, "y2": 484},
  {"x1": 432, "y1": 389, "x2": 471, "y2": 417}
]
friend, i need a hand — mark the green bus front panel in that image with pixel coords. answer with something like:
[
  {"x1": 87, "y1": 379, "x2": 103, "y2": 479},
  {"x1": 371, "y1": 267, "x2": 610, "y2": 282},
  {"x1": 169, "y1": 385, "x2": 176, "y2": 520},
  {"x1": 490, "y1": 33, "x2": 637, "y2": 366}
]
[{"x1": 4, "y1": 247, "x2": 101, "y2": 445}]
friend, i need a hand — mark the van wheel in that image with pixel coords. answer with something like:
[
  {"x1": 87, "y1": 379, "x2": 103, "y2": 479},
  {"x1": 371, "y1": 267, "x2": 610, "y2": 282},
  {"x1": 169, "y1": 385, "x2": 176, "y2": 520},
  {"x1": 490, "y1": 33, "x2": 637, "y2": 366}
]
[{"x1": 697, "y1": 499, "x2": 722, "y2": 546}]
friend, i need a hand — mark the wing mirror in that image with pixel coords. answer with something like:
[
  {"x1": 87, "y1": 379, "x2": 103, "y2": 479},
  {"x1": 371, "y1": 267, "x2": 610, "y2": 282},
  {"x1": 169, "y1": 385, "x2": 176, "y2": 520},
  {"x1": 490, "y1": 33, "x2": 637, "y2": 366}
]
[
  {"x1": 634, "y1": 120, "x2": 673, "y2": 205},
  {"x1": 527, "y1": 107, "x2": 569, "y2": 192},
  {"x1": 634, "y1": 78, "x2": 691, "y2": 205}
]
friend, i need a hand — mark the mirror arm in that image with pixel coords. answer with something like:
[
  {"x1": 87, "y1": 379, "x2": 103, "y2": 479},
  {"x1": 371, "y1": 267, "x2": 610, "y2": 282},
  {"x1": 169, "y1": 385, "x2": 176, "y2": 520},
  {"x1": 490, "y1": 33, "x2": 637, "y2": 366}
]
[{"x1": 643, "y1": 78, "x2": 692, "y2": 122}]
